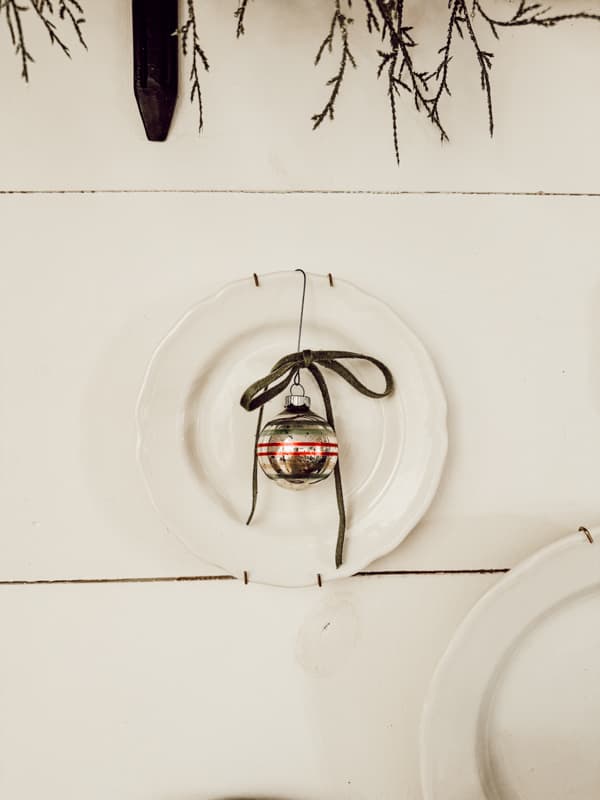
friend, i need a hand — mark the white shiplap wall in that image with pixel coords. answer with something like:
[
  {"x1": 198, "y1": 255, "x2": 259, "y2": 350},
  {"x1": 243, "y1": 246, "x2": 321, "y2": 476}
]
[{"x1": 1, "y1": 2, "x2": 599, "y2": 798}]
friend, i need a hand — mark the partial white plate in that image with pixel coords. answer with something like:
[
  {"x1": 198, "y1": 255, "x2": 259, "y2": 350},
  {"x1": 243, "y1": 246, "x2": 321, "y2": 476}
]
[
  {"x1": 136, "y1": 271, "x2": 447, "y2": 586},
  {"x1": 421, "y1": 527, "x2": 600, "y2": 800}
]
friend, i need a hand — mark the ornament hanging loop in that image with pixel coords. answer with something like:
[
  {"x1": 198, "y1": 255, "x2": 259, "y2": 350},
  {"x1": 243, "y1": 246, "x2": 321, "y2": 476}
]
[{"x1": 293, "y1": 268, "x2": 307, "y2": 386}]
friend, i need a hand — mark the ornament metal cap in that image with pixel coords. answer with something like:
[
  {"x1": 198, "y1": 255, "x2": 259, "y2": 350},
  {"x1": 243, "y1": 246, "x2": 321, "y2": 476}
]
[
  {"x1": 284, "y1": 393, "x2": 311, "y2": 409},
  {"x1": 285, "y1": 384, "x2": 311, "y2": 410}
]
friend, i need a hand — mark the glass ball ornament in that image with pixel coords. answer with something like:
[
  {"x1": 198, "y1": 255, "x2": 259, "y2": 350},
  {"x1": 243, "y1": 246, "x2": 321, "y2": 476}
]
[{"x1": 256, "y1": 387, "x2": 338, "y2": 490}]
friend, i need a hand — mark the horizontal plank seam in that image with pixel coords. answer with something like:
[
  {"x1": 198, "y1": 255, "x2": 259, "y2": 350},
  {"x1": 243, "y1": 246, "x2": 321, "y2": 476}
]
[
  {"x1": 354, "y1": 568, "x2": 510, "y2": 576},
  {"x1": 0, "y1": 189, "x2": 597, "y2": 198},
  {"x1": 0, "y1": 568, "x2": 510, "y2": 586}
]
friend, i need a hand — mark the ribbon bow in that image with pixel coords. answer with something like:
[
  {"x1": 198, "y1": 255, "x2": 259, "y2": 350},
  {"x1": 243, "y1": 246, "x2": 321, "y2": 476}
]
[{"x1": 240, "y1": 349, "x2": 394, "y2": 568}]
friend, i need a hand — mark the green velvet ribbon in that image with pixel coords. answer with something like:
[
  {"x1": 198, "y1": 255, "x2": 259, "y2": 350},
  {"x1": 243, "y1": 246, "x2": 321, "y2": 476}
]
[{"x1": 240, "y1": 349, "x2": 394, "y2": 569}]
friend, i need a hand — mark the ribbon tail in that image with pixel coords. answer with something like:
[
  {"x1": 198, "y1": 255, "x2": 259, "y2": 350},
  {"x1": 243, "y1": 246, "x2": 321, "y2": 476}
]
[
  {"x1": 308, "y1": 364, "x2": 347, "y2": 568},
  {"x1": 246, "y1": 406, "x2": 263, "y2": 525},
  {"x1": 333, "y1": 461, "x2": 346, "y2": 569}
]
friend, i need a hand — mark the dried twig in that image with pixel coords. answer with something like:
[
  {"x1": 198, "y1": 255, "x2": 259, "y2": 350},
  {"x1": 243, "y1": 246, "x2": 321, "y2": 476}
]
[
  {"x1": 427, "y1": 0, "x2": 461, "y2": 136},
  {"x1": 178, "y1": 0, "x2": 210, "y2": 132},
  {"x1": 462, "y1": 1, "x2": 494, "y2": 135},
  {"x1": 312, "y1": 0, "x2": 357, "y2": 129},
  {"x1": 57, "y1": 0, "x2": 86, "y2": 49},
  {"x1": 30, "y1": 0, "x2": 70, "y2": 57},
  {"x1": 3, "y1": 0, "x2": 35, "y2": 79},
  {"x1": 363, "y1": 0, "x2": 380, "y2": 33},
  {"x1": 475, "y1": 0, "x2": 600, "y2": 29},
  {"x1": 234, "y1": 0, "x2": 251, "y2": 38},
  {"x1": 375, "y1": 0, "x2": 447, "y2": 162},
  {"x1": 1, "y1": 0, "x2": 86, "y2": 79}
]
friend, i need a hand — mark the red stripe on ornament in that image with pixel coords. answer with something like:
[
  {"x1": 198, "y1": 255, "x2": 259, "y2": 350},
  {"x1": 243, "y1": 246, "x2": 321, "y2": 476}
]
[
  {"x1": 256, "y1": 441, "x2": 338, "y2": 449},
  {"x1": 257, "y1": 450, "x2": 338, "y2": 457}
]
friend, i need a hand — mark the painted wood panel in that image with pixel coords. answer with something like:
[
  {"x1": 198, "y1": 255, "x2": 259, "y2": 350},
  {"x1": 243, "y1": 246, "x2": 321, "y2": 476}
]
[
  {"x1": 0, "y1": 573, "x2": 500, "y2": 799},
  {"x1": 2, "y1": 192, "x2": 598, "y2": 580}
]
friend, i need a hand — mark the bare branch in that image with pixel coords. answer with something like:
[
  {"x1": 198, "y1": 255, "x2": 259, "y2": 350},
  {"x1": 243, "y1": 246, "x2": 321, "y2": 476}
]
[
  {"x1": 178, "y1": 0, "x2": 210, "y2": 133},
  {"x1": 58, "y1": 0, "x2": 86, "y2": 48},
  {"x1": 374, "y1": 0, "x2": 448, "y2": 161},
  {"x1": 312, "y1": 0, "x2": 357, "y2": 130},
  {"x1": 3, "y1": 0, "x2": 35, "y2": 80},
  {"x1": 363, "y1": 0, "x2": 380, "y2": 32},
  {"x1": 475, "y1": 0, "x2": 600, "y2": 28},
  {"x1": 1, "y1": 0, "x2": 86, "y2": 79},
  {"x1": 428, "y1": 0, "x2": 462, "y2": 138},
  {"x1": 234, "y1": 0, "x2": 251, "y2": 38},
  {"x1": 463, "y1": 1, "x2": 494, "y2": 135},
  {"x1": 31, "y1": 0, "x2": 71, "y2": 57}
]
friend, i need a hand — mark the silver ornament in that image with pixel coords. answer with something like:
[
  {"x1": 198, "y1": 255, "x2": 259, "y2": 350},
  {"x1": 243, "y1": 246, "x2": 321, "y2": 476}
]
[{"x1": 257, "y1": 387, "x2": 338, "y2": 490}]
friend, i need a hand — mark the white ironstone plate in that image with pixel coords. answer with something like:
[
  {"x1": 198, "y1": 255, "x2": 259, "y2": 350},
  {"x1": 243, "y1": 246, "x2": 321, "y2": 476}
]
[
  {"x1": 421, "y1": 528, "x2": 600, "y2": 799},
  {"x1": 136, "y1": 271, "x2": 447, "y2": 586}
]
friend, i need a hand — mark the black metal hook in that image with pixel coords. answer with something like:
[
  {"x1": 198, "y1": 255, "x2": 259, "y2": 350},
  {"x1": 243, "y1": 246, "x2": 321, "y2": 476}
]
[
  {"x1": 295, "y1": 268, "x2": 307, "y2": 352},
  {"x1": 293, "y1": 269, "x2": 307, "y2": 386}
]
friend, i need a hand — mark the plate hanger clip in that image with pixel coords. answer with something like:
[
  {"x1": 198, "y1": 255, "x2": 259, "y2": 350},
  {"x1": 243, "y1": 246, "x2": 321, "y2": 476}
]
[{"x1": 579, "y1": 526, "x2": 594, "y2": 544}]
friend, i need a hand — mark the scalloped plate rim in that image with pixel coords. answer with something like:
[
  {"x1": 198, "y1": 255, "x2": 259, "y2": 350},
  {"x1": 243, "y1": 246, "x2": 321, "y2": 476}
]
[{"x1": 136, "y1": 271, "x2": 448, "y2": 587}]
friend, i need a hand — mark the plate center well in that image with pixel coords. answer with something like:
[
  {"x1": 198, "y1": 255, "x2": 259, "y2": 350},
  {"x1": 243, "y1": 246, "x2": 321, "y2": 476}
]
[
  {"x1": 480, "y1": 587, "x2": 600, "y2": 800},
  {"x1": 183, "y1": 320, "x2": 396, "y2": 536}
]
